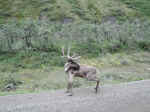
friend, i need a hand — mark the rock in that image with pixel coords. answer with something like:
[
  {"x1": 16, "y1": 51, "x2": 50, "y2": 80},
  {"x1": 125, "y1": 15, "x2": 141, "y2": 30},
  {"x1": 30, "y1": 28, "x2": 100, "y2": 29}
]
[
  {"x1": 62, "y1": 18, "x2": 73, "y2": 24},
  {"x1": 120, "y1": 60, "x2": 129, "y2": 65}
]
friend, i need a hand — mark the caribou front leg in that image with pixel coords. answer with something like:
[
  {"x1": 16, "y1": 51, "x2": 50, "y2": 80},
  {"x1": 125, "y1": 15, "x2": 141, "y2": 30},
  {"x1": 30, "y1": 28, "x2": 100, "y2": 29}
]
[{"x1": 66, "y1": 72, "x2": 74, "y2": 96}]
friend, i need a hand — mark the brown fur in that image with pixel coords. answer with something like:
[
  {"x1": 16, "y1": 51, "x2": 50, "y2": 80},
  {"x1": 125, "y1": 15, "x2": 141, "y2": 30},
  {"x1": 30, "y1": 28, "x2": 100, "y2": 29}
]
[{"x1": 65, "y1": 60, "x2": 100, "y2": 96}]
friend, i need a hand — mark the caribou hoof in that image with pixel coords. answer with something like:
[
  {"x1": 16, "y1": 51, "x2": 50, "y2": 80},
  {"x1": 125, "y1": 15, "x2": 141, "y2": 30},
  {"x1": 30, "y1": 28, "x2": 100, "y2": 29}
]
[
  {"x1": 66, "y1": 92, "x2": 73, "y2": 96},
  {"x1": 94, "y1": 88, "x2": 98, "y2": 93}
]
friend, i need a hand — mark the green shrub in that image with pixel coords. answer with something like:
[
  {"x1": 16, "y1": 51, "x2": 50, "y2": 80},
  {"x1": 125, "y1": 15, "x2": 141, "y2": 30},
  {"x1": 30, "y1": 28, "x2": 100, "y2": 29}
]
[
  {"x1": 137, "y1": 40, "x2": 150, "y2": 51},
  {"x1": 120, "y1": 0, "x2": 150, "y2": 17},
  {"x1": 72, "y1": 39, "x2": 102, "y2": 57},
  {"x1": 0, "y1": 19, "x2": 150, "y2": 67},
  {"x1": 0, "y1": 73, "x2": 22, "y2": 91}
]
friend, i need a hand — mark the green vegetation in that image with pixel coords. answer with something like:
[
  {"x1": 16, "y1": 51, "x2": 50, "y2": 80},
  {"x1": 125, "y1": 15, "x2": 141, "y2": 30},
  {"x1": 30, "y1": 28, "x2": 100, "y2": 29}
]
[
  {"x1": 0, "y1": 19, "x2": 150, "y2": 95},
  {"x1": 0, "y1": 0, "x2": 150, "y2": 95},
  {"x1": 120, "y1": 0, "x2": 150, "y2": 17},
  {"x1": 0, "y1": 0, "x2": 147, "y2": 23},
  {"x1": 0, "y1": 19, "x2": 150, "y2": 55}
]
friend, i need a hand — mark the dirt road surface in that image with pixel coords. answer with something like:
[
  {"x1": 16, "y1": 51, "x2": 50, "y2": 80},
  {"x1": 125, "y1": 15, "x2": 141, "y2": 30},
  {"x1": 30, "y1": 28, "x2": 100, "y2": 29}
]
[{"x1": 0, "y1": 80, "x2": 150, "y2": 112}]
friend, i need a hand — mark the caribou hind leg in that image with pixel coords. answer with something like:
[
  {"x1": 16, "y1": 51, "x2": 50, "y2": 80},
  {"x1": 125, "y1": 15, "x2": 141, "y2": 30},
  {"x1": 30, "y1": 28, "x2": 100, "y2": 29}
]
[
  {"x1": 95, "y1": 79, "x2": 100, "y2": 93},
  {"x1": 87, "y1": 74, "x2": 100, "y2": 93},
  {"x1": 90, "y1": 78, "x2": 100, "y2": 93}
]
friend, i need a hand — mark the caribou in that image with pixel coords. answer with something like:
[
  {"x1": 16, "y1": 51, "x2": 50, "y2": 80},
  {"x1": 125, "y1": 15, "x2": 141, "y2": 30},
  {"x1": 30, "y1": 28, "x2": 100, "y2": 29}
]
[{"x1": 62, "y1": 47, "x2": 100, "y2": 96}]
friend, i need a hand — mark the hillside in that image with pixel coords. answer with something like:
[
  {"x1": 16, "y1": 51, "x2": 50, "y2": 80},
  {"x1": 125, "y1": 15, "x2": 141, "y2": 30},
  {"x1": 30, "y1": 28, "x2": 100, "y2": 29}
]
[
  {"x1": 0, "y1": 0, "x2": 150, "y2": 95},
  {"x1": 0, "y1": 0, "x2": 149, "y2": 23}
]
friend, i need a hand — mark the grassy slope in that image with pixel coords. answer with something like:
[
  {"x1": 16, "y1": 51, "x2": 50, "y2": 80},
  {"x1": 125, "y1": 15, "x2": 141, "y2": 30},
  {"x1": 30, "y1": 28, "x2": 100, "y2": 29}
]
[{"x1": 0, "y1": 0, "x2": 146, "y2": 23}]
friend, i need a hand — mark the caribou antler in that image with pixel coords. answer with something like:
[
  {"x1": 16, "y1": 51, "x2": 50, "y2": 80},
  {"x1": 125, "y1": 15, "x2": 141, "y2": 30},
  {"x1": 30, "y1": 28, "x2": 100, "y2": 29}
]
[
  {"x1": 61, "y1": 46, "x2": 81, "y2": 60},
  {"x1": 67, "y1": 46, "x2": 71, "y2": 58},
  {"x1": 62, "y1": 47, "x2": 65, "y2": 57},
  {"x1": 71, "y1": 56, "x2": 81, "y2": 60}
]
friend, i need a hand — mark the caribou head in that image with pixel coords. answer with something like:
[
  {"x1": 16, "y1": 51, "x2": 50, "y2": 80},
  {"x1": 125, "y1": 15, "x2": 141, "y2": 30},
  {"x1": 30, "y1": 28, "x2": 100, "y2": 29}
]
[{"x1": 62, "y1": 47, "x2": 81, "y2": 73}]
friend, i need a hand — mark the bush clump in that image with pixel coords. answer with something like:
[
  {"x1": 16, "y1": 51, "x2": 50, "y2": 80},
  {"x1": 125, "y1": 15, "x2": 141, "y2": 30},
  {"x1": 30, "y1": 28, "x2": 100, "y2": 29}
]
[
  {"x1": 0, "y1": 73, "x2": 22, "y2": 91},
  {"x1": 0, "y1": 19, "x2": 150, "y2": 66}
]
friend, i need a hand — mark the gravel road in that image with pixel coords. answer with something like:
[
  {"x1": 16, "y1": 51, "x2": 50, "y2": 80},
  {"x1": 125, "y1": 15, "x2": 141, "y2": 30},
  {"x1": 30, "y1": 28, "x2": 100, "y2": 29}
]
[{"x1": 0, "y1": 80, "x2": 150, "y2": 112}]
